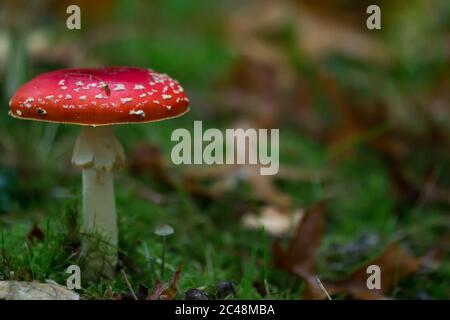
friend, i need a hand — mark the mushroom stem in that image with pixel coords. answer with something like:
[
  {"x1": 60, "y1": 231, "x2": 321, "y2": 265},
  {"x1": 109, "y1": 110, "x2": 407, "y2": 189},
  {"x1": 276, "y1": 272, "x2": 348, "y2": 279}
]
[{"x1": 72, "y1": 126, "x2": 125, "y2": 279}]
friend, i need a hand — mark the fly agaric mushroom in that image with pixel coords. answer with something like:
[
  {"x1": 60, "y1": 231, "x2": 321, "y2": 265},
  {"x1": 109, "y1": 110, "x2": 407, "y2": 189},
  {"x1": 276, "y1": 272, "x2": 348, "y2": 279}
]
[{"x1": 9, "y1": 67, "x2": 189, "y2": 278}]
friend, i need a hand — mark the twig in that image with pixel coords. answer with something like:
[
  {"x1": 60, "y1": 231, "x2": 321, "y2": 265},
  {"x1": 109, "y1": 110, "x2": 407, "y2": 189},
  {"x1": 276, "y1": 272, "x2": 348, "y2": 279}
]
[
  {"x1": 121, "y1": 269, "x2": 138, "y2": 300},
  {"x1": 315, "y1": 276, "x2": 332, "y2": 300}
]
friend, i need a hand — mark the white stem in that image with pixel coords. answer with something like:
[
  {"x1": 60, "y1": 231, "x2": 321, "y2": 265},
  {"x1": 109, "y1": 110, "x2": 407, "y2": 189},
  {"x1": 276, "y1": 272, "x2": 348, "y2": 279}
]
[
  {"x1": 82, "y1": 168, "x2": 117, "y2": 262},
  {"x1": 72, "y1": 126, "x2": 125, "y2": 279}
]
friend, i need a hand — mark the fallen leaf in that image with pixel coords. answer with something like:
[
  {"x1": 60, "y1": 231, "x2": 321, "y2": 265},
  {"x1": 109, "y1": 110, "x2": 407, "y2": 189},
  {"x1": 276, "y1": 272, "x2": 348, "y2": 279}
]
[
  {"x1": 0, "y1": 280, "x2": 79, "y2": 300},
  {"x1": 387, "y1": 163, "x2": 450, "y2": 206},
  {"x1": 294, "y1": 1, "x2": 388, "y2": 62},
  {"x1": 146, "y1": 281, "x2": 165, "y2": 301},
  {"x1": 27, "y1": 225, "x2": 44, "y2": 242},
  {"x1": 273, "y1": 201, "x2": 327, "y2": 299},
  {"x1": 147, "y1": 268, "x2": 182, "y2": 300},
  {"x1": 160, "y1": 268, "x2": 182, "y2": 300},
  {"x1": 326, "y1": 244, "x2": 421, "y2": 300},
  {"x1": 273, "y1": 201, "x2": 420, "y2": 300}
]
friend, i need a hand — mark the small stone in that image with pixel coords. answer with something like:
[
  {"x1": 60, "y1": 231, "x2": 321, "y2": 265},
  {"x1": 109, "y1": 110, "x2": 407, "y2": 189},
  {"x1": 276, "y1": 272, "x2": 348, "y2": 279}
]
[
  {"x1": 185, "y1": 289, "x2": 209, "y2": 300},
  {"x1": 216, "y1": 281, "x2": 235, "y2": 299}
]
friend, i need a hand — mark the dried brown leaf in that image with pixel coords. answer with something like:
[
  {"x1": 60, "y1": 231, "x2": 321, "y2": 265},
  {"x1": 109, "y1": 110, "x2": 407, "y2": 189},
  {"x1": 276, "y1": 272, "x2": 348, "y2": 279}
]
[
  {"x1": 147, "y1": 268, "x2": 182, "y2": 300},
  {"x1": 27, "y1": 225, "x2": 44, "y2": 242},
  {"x1": 273, "y1": 201, "x2": 327, "y2": 299},
  {"x1": 326, "y1": 243, "x2": 420, "y2": 300}
]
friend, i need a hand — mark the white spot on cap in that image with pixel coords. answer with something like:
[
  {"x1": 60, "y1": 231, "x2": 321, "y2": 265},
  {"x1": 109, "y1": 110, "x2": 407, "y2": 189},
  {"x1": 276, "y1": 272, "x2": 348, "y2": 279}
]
[
  {"x1": 76, "y1": 81, "x2": 84, "y2": 86},
  {"x1": 23, "y1": 97, "x2": 34, "y2": 108},
  {"x1": 153, "y1": 100, "x2": 160, "y2": 104},
  {"x1": 79, "y1": 95, "x2": 87, "y2": 101},
  {"x1": 16, "y1": 110, "x2": 22, "y2": 116},
  {"x1": 37, "y1": 107, "x2": 47, "y2": 115},
  {"x1": 134, "y1": 84, "x2": 145, "y2": 90},
  {"x1": 8, "y1": 99, "x2": 12, "y2": 107},
  {"x1": 149, "y1": 81, "x2": 155, "y2": 86},
  {"x1": 61, "y1": 86, "x2": 68, "y2": 90},
  {"x1": 165, "y1": 105, "x2": 172, "y2": 110},
  {"x1": 65, "y1": 94, "x2": 72, "y2": 100},
  {"x1": 139, "y1": 93, "x2": 147, "y2": 98},
  {"x1": 163, "y1": 86, "x2": 169, "y2": 93},
  {"x1": 129, "y1": 109, "x2": 145, "y2": 117},
  {"x1": 45, "y1": 95, "x2": 54, "y2": 100},
  {"x1": 113, "y1": 84, "x2": 125, "y2": 91},
  {"x1": 121, "y1": 97, "x2": 133, "y2": 103},
  {"x1": 162, "y1": 94, "x2": 172, "y2": 100},
  {"x1": 58, "y1": 80, "x2": 65, "y2": 86},
  {"x1": 95, "y1": 94, "x2": 107, "y2": 99},
  {"x1": 73, "y1": 88, "x2": 81, "y2": 92}
]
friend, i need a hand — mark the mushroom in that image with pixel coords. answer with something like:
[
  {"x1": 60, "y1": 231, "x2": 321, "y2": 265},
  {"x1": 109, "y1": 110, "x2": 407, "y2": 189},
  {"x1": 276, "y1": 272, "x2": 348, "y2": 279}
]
[{"x1": 9, "y1": 67, "x2": 189, "y2": 278}]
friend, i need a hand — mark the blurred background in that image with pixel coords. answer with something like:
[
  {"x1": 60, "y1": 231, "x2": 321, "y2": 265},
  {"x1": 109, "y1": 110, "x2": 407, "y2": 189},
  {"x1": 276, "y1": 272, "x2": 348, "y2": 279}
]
[{"x1": 0, "y1": 0, "x2": 449, "y2": 299}]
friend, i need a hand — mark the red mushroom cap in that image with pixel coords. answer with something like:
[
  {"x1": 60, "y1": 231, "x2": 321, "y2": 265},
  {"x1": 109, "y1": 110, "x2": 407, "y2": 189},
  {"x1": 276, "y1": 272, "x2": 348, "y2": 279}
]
[{"x1": 8, "y1": 67, "x2": 189, "y2": 125}]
